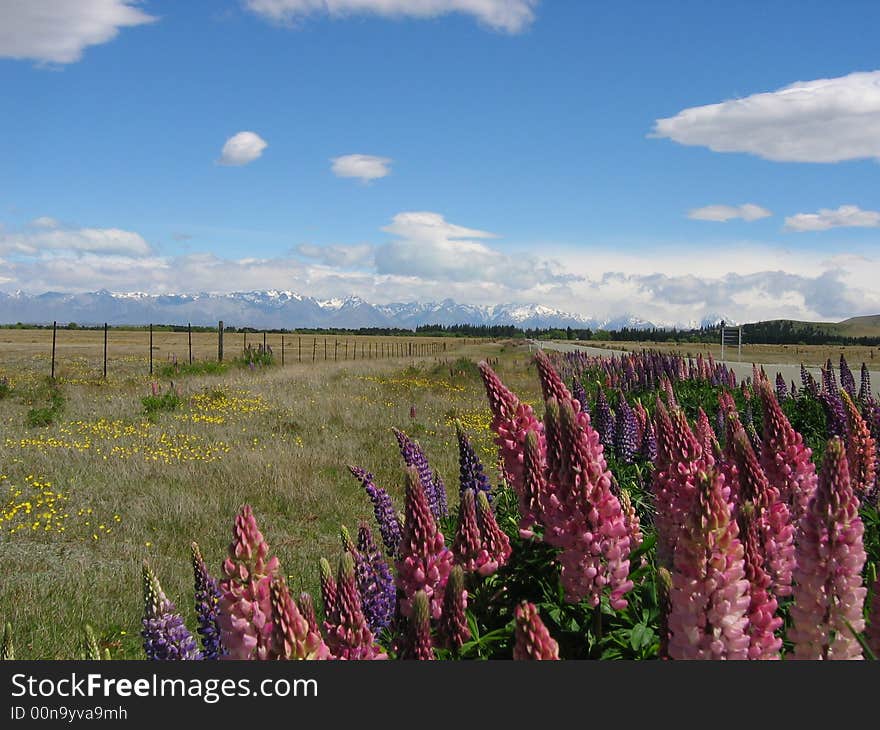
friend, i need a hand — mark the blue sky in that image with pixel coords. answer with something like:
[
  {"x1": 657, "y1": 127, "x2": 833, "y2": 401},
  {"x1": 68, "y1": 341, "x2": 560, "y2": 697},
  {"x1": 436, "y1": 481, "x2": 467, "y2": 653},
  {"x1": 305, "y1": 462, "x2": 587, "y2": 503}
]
[{"x1": 1, "y1": 0, "x2": 880, "y2": 326}]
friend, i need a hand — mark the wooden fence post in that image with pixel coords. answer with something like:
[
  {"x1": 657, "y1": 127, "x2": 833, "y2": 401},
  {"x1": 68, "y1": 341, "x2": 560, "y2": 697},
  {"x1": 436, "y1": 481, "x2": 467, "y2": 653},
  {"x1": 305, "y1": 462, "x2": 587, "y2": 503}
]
[
  {"x1": 188, "y1": 323, "x2": 192, "y2": 365},
  {"x1": 335, "y1": 339, "x2": 338, "y2": 361},
  {"x1": 103, "y1": 323, "x2": 108, "y2": 379},
  {"x1": 149, "y1": 323, "x2": 153, "y2": 375},
  {"x1": 313, "y1": 337, "x2": 317, "y2": 362},
  {"x1": 218, "y1": 321, "x2": 224, "y2": 362},
  {"x1": 51, "y1": 321, "x2": 57, "y2": 379}
]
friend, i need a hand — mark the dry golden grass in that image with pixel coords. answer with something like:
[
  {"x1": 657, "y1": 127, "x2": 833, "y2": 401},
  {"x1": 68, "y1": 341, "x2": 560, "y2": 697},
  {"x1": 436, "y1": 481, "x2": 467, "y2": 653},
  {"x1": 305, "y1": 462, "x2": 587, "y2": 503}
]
[{"x1": 0, "y1": 332, "x2": 538, "y2": 658}]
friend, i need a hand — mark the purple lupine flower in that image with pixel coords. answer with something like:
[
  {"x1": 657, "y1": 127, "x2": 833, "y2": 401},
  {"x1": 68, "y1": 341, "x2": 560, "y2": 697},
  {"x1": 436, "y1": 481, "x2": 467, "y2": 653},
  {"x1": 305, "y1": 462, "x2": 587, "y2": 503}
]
[
  {"x1": 594, "y1": 386, "x2": 615, "y2": 455},
  {"x1": 860, "y1": 363, "x2": 872, "y2": 404},
  {"x1": 821, "y1": 358, "x2": 838, "y2": 395},
  {"x1": 840, "y1": 355, "x2": 856, "y2": 398},
  {"x1": 393, "y1": 428, "x2": 443, "y2": 521},
  {"x1": 355, "y1": 521, "x2": 396, "y2": 634},
  {"x1": 801, "y1": 364, "x2": 818, "y2": 397},
  {"x1": 716, "y1": 405, "x2": 726, "y2": 446},
  {"x1": 791, "y1": 380, "x2": 798, "y2": 398},
  {"x1": 431, "y1": 471, "x2": 448, "y2": 519},
  {"x1": 614, "y1": 391, "x2": 637, "y2": 464},
  {"x1": 775, "y1": 373, "x2": 788, "y2": 401},
  {"x1": 456, "y1": 424, "x2": 493, "y2": 502},
  {"x1": 142, "y1": 563, "x2": 201, "y2": 661},
  {"x1": 349, "y1": 466, "x2": 401, "y2": 556},
  {"x1": 571, "y1": 379, "x2": 590, "y2": 416},
  {"x1": 191, "y1": 542, "x2": 224, "y2": 660},
  {"x1": 641, "y1": 419, "x2": 657, "y2": 461},
  {"x1": 820, "y1": 390, "x2": 849, "y2": 440}
]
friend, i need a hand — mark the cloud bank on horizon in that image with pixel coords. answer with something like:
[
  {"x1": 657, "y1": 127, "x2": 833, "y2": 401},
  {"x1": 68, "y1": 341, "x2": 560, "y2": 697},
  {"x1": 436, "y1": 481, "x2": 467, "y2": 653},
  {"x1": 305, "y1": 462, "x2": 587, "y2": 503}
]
[{"x1": 1, "y1": 2, "x2": 879, "y2": 327}]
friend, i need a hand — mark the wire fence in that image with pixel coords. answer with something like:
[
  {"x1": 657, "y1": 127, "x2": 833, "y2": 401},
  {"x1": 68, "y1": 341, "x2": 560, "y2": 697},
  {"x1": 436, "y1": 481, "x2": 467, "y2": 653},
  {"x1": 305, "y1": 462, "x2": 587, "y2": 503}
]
[{"x1": 35, "y1": 321, "x2": 469, "y2": 380}]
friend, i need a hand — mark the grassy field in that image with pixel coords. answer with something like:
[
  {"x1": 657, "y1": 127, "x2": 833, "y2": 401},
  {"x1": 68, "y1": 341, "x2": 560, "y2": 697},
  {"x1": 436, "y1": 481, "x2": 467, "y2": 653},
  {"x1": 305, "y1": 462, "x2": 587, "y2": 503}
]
[{"x1": 0, "y1": 331, "x2": 539, "y2": 659}]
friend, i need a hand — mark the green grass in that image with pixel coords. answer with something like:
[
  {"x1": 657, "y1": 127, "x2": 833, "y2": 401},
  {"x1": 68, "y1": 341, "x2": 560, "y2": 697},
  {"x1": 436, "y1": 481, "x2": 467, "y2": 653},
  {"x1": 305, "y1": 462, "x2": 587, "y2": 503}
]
[{"x1": 0, "y1": 339, "x2": 507, "y2": 658}]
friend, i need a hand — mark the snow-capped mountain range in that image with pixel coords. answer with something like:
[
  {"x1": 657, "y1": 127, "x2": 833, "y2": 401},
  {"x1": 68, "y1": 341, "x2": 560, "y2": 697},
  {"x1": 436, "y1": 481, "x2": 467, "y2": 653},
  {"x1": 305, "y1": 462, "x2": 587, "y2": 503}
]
[{"x1": 0, "y1": 289, "x2": 727, "y2": 331}]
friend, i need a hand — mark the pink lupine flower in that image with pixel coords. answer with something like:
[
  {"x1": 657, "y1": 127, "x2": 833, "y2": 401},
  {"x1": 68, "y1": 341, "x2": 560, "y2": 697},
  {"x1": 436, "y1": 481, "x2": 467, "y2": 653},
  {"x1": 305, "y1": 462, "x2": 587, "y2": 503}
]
[
  {"x1": 474, "y1": 490, "x2": 512, "y2": 577},
  {"x1": 325, "y1": 553, "x2": 387, "y2": 660},
  {"x1": 728, "y1": 426, "x2": 795, "y2": 599},
  {"x1": 439, "y1": 566, "x2": 471, "y2": 651},
  {"x1": 842, "y1": 390, "x2": 877, "y2": 500},
  {"x1": 535, "y1": 349, "x2": 575, "y2": 406},
  {"x1": 451, "y1": 488, "x2": 482, "y2": 572},
  {"x1": 403, "y1": 590, "x2": 434, "y2": 660},
  {"x1": 652, "y1": 400, "x2": 709, "y2": 567},
  {"x1": 268, "y1": 577, "x2": 330, "y2": 660},
  {"x1": 544, "y1": 397, "x2": 632, "y2": 609},
  {"x1": 218, "y1": 505, "x2": 280, "y2": 660},
  {"x1": 740, "y1": 511, "x2": 782, "y2": 660},
  {"x1": 757, "y1": 381, "x2": 818, "y2": 523},
  {"x1": 395, "y1": 466, "x2": 453, "y2": 620},
  {"x1": 518, "y1": 428, "x2": 548, "y2": 537},
  {"x1": 666, "y1": 469, "x2": 750, "y2": 660},
  {"x1": 695, "y1": 407, "x2": 717, "y2": 458},
  {"x1": 478, "y1": 360, "x2": 545, "y2": 531},
  {"x1": 298, "y1": 592, "x2": 320, "y2": 637},
  {"x1": 789, "y1": 438, "x2": 867, "y2": 660},
  {"x1": 513, "y1": 601, "x2": 559, "y2": 660},
  {"x1": 619, "y1": 488, "x2": 643, "y2": 553}
]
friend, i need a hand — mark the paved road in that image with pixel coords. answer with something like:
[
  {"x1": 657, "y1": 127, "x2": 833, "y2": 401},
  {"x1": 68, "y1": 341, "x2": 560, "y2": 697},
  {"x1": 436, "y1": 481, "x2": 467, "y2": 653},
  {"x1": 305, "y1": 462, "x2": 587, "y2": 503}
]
[{"x1": 527, "y1": 340, "x2": 880, "y2": 387}]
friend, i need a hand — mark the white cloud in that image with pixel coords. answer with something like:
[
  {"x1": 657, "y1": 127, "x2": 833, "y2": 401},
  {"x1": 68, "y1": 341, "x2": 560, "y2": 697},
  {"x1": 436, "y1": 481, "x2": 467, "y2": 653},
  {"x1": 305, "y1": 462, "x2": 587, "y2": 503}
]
[
  {"x1": 784, "y1": 205, "x2": 880, "y2": 232},
  {"x1": 243, "y1": 0, "x2": 538, "y2": 33},
  {"x1": 652, "y1": 70, "x2": 880, "y2": 163},
  {"x1": 218, "y1": 131, "x2": 268, "y2": 166},
  {"x1": 688, "y1": 204, "x2": 772, "y2": 222},
  {"x1": 0, "y1": 0, "x2": 156, "y2": 65},
  {"x1": 1, "y1": 223, "x2": 151, "y2": 256},
  {"x1": 331, "y1": 154, "x2": 392, "y2": 182},
  {"x1": 30, "y1": 216, "x2": 60, "y2": 229},
  {"x1": 374, "y1": 211, "x2": 573, "y2": 289},
  {"x1": 5, "y1": 214, "x2": 880, "y2": 326},
  {"x1": 296, "y1": 242, "x2": 374, "y2": 267}
]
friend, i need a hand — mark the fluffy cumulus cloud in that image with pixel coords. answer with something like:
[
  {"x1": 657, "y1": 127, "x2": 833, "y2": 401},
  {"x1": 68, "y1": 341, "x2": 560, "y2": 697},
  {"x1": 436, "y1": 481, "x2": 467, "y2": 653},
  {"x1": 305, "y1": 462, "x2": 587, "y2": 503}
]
[
  {"x1": 218, "y1": 131, "x2": 268, "y2": 166},
  {"x1": 296, "y1": 242, "x2": 374, "y2": 267},
  {"x1": 784, "y1": 205, "x2": 880, "y2": 232},
  {"x1": 374, "y1": 211, "x2": 574, "y2": 289},
  {"x1": 0, "y1": 0, "x2": 156, "y2": 65},
  {"x1": 331, "y1": 154, "x2": 392, "y2": 182},
  {"x1": 652, "y1": 70, "x2": 880, "y2": 163},
  {"x1": 0, "y1": 222, "x2": 151, "y2": 256},
  {"x1": 243, "y1": 0, "x2": 538, "y2": 33},
  {"x1": 688, "y1": 204, "x2": 772, "y2": 222},
  {"x1": 4, "y1": 213, "x2": 880, "y2": 327}
]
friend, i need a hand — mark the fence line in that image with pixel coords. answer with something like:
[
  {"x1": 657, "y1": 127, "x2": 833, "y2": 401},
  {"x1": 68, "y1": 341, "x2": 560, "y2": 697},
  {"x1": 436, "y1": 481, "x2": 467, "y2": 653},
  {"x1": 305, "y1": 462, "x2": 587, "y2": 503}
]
[{"x1": 42, "y1": 320, "x2": 469, "y2": 379}]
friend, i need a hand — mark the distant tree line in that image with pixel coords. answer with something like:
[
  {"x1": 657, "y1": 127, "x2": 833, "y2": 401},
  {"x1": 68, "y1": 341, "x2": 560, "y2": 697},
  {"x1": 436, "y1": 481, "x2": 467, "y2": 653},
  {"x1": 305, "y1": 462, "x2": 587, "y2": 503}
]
[{"x1": 3, "y1": 318, "x2": 880, "y2": 346}]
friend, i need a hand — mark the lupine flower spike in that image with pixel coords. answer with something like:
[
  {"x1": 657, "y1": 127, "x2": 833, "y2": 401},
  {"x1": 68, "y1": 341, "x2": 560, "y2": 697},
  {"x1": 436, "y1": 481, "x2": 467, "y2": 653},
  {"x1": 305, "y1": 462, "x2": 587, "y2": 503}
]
[
  {"x1": 319, "y1": 557, "x2": 337, "y2": 622},
  {"x1": 269, "y1": 577, "x2": 331, "y2": 660},
  {"x1": 325, "y1": 553, "x2": 387, "y2": 660},
  {"x1": 452, "y1": 488, "x2": 482, "y2": 572},
  {"x1": 355, "y1": 521, "x2": 396, "y2": 634},
  {"x1": 349, "y1": 466, "x2": 402, "y2": 557},
  {"x1": 217, "y1": 505, "x2": 280, "y2": 660},
  {"x1": 439, "y1": 566, "x2": 471, "y2": 650},
  {"x1": 191, "y1": 541, "x2": 224, "y2": 659},
  {"x1": 513, "y1": 601, "x2": 559, "y2": 660},
  {"x1": 666, "y1": 469, "x2": 750, "y2": 660},
  {"x1": 395, "y1": 466, "x2": 453, "y2": 619},
  {"x1": 789, "y1": 438, "x2": 867, "y2": 659},
  {"x1": 474, "y1": 490, "x2": 512, "y2": 576},
  {"x1": 841, "y1": 390, "x2": 877, "y2": 500},
  {"x1": 457, "y1": 423, "x2": 493, "y2": 502},
  {"x1": 404, "y1": 590, "x2": 434, "y2": 660},
  {"x1": 142, "y1": 563, "x2": 201, "y2": 661}
]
